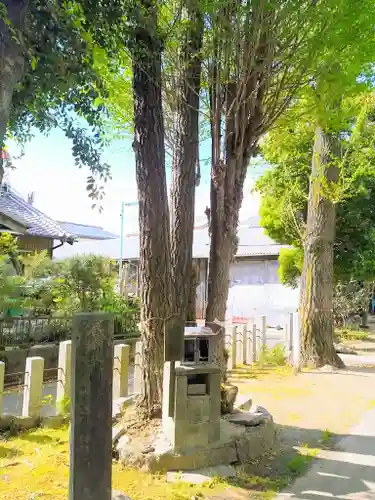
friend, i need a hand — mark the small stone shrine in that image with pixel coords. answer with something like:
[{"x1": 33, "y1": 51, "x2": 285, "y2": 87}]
[
  {"x1": 116, "y1": 324, "x2": 276, "y2": 473},
  {"x1": 162, "y1": 326, "x2": 221, "y2": 450}
]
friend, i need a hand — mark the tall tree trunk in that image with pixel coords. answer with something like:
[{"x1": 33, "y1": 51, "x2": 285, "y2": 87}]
[
  {"x1": 299, "y1": 127, "x2": 345, "y2": 368},
  {"x1": 130, "y1": 1, "x2": 172, "y2": 413},
  {"x1": 0, "y1": 0, "x2": 29, "y2": 184},
  {"x1": 170, "y1": 0, "x2": 203, "y2": 327}
]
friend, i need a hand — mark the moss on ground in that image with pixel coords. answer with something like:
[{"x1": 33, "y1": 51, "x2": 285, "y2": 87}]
[{"x1": 0, "y1": 425, "x2": 230, "y2": 500}]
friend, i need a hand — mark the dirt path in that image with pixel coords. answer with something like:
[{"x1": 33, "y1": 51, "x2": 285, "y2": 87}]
[{"x1": 212, "y1": 359, "x2": 375, "y2": 498}]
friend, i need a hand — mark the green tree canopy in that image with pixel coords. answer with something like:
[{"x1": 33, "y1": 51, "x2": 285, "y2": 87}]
[
  {"x1": 1, "y1": 0, "x2": 130, "y2": 197},
  {"x1": 256, "y1": 95, "x2": 375, "y2": 285}
]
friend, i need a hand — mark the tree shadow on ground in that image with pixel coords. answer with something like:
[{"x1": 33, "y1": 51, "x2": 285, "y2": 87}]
[
  {"x1": 0, "y1": 444, "x2": 22, "y2": 460},
  {"x1": 19, "y1": 433, "x2": 54, "y2": 444},
  {"x1": 226, "y1": 423, "x2": 375, "y2": 499}
]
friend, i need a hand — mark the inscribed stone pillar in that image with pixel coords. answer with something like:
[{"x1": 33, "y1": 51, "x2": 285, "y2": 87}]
[{"x1": 69, "y1": 312, "x2": 114, "y2": 500}]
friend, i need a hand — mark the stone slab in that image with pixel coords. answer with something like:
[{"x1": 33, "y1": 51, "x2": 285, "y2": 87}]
[
  {"x1": 118, "y1": 417, "x2": 277, "y2": 472},
  {"x1": 112, "y1": 423, "x2": 127, "y2": 446},
  {"x1": 112, "y1": 491, "x2": 132, "y2": 500},
  {"x1": 228, "y1": 411, "x2": 272, "y2": 427},
  {"x1": 167, "y1": 465, "x2": 236, "y2": 484},
  {"x1": 234, "y1": 394, "x2": 252, "y2": 411},
  {"x1": 112, "y1": 395, "x2": 137, "y2": 421}
]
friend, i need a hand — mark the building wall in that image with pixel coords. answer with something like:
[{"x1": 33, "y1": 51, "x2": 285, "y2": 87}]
[
  {"x1": 229, "y1": 258, "x2": 280, "y2": 285},
  {"x1": 194, "y1": 256, "x2": 281, "y2": 319},
  {"x1": 17, "y1": 235, "x2": 53, "y2": 256}
]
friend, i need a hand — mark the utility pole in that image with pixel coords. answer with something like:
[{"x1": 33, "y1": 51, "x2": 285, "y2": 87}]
[{"x1": 119, "y1": 201, "x2": 138, "y2": 281}]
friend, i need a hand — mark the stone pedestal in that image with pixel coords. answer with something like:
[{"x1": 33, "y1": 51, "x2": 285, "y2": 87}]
[{"x1": 162, "y1": 363, "x2": 221, "y2": 450}]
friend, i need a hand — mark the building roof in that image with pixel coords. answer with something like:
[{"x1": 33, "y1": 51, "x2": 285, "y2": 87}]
[
  {"x1": 53, "y1": 216, "x2": 288, "y2": 260},
  {"x1": 0, "y1": 185, "x2": 75, "y2": 242},
  {"x1": 57, "y1": 221, "x2": 118, "y2": 240}
]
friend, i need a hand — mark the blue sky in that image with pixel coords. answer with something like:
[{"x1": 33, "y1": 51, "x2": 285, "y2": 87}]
[{"x1": 7, "y1": 129, "x2": 263, "y2": 235}]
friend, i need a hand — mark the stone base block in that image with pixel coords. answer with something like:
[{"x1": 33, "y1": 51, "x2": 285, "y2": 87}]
[{"x1": 117, "y1": 417, "x2": 277, "y2": 472}]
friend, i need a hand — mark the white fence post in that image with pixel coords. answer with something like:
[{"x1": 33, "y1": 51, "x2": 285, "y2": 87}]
[
  {"x1": 289, "y1": 313, "x2": 294, "y2": 352},
  {"x1": 225, "y1": 325, "x2": 237, "y2": 370},
  {"x1": 56, "y1": 340, "x2": 72, "y2": 414},
  {"x1": 113, "y1": 344, "x2": 130, "y2": 399},
  {"x1": 245, "y1": 322, "x2": 252, "y2": 364},
  {"x1": 252, "y1": 323, "x2": 257, "y2": 362},
  {"x1": 0, "y1": 361, "x2": 4, "y2": 416},
  {"x1": 236, "y1": 324, "x2": 246, "y2": 366},
  {"x1": 134, "y1": 341, "x2": 143, "y2": 394},
  {"x1": 261, "y1": 315, "x2": 267, "y2": 349},
  {"x1": 292, "y1": 312, "x2": 301, "y2": 371},
  {"x1": 22, "y1": 356, "x2": 44, "y2": 419}
]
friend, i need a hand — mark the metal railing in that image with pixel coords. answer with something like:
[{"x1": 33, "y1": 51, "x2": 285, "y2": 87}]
[{"x1": 0, "y1": 312, "x2": 140, "y2": 347}]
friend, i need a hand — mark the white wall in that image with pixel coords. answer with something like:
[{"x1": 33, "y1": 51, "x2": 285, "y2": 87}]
[{"x1": 229, "y1": 259, "x2": 280, "y2": 285}]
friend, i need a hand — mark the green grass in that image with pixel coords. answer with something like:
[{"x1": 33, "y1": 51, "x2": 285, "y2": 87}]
[
  {"x1": 320, "y1": 429, "x2": 333, "y2": 444},
  {"x1": 335, "y1": 328, "x2": 372, "y2": 342},
  {"x1": 257, "y1": 345, "x2": 287, "y2": 367},
  {"x1": 0, "y1": 426, "x2": 229, "y2": 500}
]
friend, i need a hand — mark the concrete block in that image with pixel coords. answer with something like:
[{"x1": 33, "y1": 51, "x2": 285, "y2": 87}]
[
  {"x1": 208, "y1": 372, "x2": 221, "y2": 421},
  {"x1": 13, "y1": 415, "x2": 39, "y2": 430},
  {"x1": 113, "y1": 344, "x2": 130, "y2": 399},
  {"x1": 22, "y1": 356, "x2": 44, "y2": 418},
  {"x1": 56, "y1": 340, "x2": 72, "y2": 415},
  {"x1": 187, "y1": 384, "x2": 206, "y2": 396},
  {"x1": 0, "y1": 415, "x2": 14, "y2": 430},
  {"x1": 42, "y1": 415, "x2": 67, "y2": 429},
  {"x1": 187, "y1": 395, "x2": 210, "y2": 423}
]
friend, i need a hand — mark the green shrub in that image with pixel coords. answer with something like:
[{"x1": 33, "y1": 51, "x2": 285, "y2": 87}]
[{"x1": 258, "y1": 344, "x2": 287, "y2": 367}]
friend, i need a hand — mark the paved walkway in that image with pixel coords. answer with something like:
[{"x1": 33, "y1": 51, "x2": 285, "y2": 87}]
[{"x1": 275, "y1": 407, "x2": 375, "y2": 500}]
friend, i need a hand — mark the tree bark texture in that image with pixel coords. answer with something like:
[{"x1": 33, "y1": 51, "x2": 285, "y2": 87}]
[
  {"x1": 0, "y1": 1, "x2": 29, "y2": 184},
  {"x1": 170, "y1": 0, "x2": 203, "y2": 326},
  {"x1": 299, "y1": 127, "x2": 345, "y2": 368},
  {"x1": 131, "y1": 1, "x2": 172, "y2": 413}
]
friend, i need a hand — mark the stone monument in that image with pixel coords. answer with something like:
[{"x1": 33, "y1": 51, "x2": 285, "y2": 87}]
[{"x1": 69, "y1": 312, "x2": 132, "y2": 500}]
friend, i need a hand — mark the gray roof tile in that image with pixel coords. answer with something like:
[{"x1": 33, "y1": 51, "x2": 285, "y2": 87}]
[
  {"x1": 54, "y1": 217, "x2": 288, "y2": 260},
  {"x1": 57, "y1": 221, "x2": 118, "y2": 240},
  {"x1": 0, "y1": 185, "x2": 75, "y2": 241}
]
